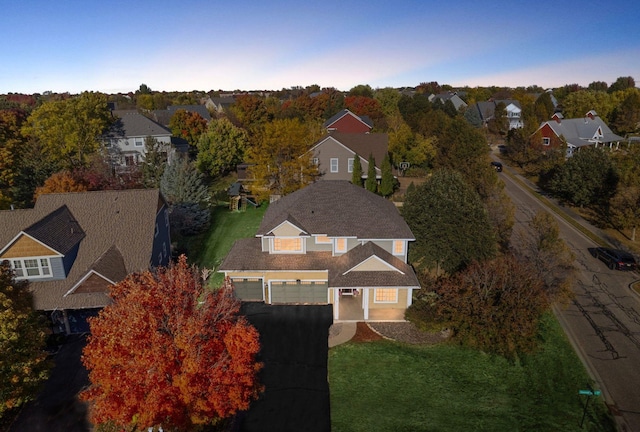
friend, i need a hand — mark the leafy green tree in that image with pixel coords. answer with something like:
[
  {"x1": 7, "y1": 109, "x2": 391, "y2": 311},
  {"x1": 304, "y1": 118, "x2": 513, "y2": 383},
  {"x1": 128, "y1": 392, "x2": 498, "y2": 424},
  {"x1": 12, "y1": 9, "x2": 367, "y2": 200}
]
[
  {"x1": 0, "y1": 108, "x2": 29, "y2": 208},
  {"x1": 485, "y1": 185, "x2": 515, "y2": 253},
  {"x1": 247, "y1": 118, "x2": 320, "y2": 201},
  {"x1": 608, "y1": 76, "x2": 635, "y2": 93},
  {"x1": 379, "y1": 153, "x2": 395, "y2": 197},
  {"x1": 351, "y1": 155, "x2": 363, "y2": 186},
  {"x1": 0, "y1": 262, "x2": 50, "y2": 418},
  {"x1": 562, "y1": 90, "x2": 616, "y2": 122},
  {"x1": 388, "y1": 118, "x2": 436, "y2": 170},
  {"x1": 365, "y1": 154, "x2": 377, "y2": 193},
  {"x1": 611, "y1": 89, "x2": 640, "y2": 136},
  {"x1": 401, "y1": 169, "x2": 496, "y2": 274},
  {"x1": 588, "y1": 81, "x2": 609, "y2": 92},
  {"x1": 463, "y1": 106, "x2": 482, "y2": 127},
  {"x1": 160, "y1": 154, "x2": 211, "y2": 235},
  {"x1": 374, "y1": 87, "x2": 402, "y2": 118},
  {"x1": 11, "y1": 139, "x2": 60, "y2": 208},
  {"x1": 534, "y1": 92, "x2": 555, "y2": 124},
  {"x1": 487, "y1": 102, "x2": 508, "y2": 135},
  {"x1": 22, "y1": 92, "x2": 114, "y2": 170},
  {"x1": 348, "y1": 84, "x2": 374, "y2": 98},
  {"x1": 141, "y1": 136, "x2": 167, "y2": 188},
  {"x1": 548, "y1": 147, "x2": 618, "y2": 207},
  {"x1": 196, "y1": 118, "x2": 249, "y2": 178}
]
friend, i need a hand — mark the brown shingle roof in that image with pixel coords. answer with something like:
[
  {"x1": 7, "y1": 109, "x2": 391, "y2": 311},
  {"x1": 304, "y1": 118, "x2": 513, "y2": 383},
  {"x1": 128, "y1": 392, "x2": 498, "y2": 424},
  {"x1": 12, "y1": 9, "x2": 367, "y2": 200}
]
[
  {"x1": 0, "y1": 189, "x2": 165, "y2": 310},
  {"x1": 257, "y1": 181, "x2": 414, "y2": 240},
  {"x1": 220, "y1": 239, "x2": 418, "y2": 289},
  {"x1": 326, "y1": 131, "x2": 388, "y2": 168}
]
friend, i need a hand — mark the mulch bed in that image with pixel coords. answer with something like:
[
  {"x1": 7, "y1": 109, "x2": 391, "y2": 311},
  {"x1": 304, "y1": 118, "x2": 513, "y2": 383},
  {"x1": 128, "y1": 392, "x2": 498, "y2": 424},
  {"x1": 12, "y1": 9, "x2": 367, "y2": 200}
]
[{"x1": 351, "y1": 321, "x2": 449, "y2": 345}]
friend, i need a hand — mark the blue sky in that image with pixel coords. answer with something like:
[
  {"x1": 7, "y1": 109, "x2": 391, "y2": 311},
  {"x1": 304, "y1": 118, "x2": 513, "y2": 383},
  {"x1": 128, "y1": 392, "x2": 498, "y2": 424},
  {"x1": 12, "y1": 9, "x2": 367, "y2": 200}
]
[{"x1": 1, "y1": 0, "x2": 639, "y2": 94}]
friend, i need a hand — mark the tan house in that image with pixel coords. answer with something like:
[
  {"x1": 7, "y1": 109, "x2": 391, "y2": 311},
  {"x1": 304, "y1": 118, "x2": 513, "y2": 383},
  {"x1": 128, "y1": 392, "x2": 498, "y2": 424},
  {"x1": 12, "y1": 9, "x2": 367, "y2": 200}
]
[
  {"x1": 0, "y1": 189, "x2": 171, "y2": 334},
  {"x1": 219, "y1": 181, "x2": 420, "y2": 321}
]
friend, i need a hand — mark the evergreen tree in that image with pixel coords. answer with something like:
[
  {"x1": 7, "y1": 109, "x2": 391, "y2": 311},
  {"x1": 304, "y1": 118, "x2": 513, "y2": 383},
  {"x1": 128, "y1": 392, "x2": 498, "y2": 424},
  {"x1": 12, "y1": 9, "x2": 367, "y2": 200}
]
[
  {"x1": 351, "y1": 155, "x2": 363, "y2": 186},
  {"x1": 365, "y1": 154, "x2": 377, "y2": 193},
  {"x1": 379, "y1": 153, "x2": 395, "y2": 197},
  {"x1": 142, "y1": 136, "x2": 167, "y2": 188}
]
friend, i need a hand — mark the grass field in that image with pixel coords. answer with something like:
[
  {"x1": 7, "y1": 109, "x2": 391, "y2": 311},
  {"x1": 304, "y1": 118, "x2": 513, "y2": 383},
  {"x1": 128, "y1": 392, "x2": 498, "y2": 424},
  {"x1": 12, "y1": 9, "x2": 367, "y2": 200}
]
[
  {"x1": 329, "y1": 313, "x2": 615, "y2": 432},
  {"x1": 179, "y1": 203, "x2": 267, "y2": 287}
]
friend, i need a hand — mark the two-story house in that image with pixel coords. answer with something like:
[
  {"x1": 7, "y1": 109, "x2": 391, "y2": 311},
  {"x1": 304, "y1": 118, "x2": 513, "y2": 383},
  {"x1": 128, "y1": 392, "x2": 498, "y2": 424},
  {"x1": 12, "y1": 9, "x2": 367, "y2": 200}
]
[
  {"x1": 533, "y1": 110, "x2": 624, "y2": 157},
  {"x1": 219, "y1": 181, "x2": 420, "y2": 321},
  {"x1": 429, "y1": 92, "x2": 468, "y2": 111},
  {"x1": 308, "y1": 132, "x2": 388, "y2": 181},
  {"x1": 105, "y1": 110, "x2": 185, "y2": 169},
  {"x1": 322, "y1": 109, "x2": 373, "y2": 133},
  {"x1": 474, "y1": 99, "x2": 523, "y2": 130},
  {"x1": 0, "y1": 189, "x2": 170, "y2": 334}
]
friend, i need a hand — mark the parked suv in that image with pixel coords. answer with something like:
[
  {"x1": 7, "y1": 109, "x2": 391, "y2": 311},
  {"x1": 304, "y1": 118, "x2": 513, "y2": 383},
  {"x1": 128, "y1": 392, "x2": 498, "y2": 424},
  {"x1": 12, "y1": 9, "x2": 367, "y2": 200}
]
[
  {"x1": 491, "y1": 161, "x2": 503, "y2": 172},
  {"x1": 590, "y1": 247, "x2": 637, "y2": 270}
]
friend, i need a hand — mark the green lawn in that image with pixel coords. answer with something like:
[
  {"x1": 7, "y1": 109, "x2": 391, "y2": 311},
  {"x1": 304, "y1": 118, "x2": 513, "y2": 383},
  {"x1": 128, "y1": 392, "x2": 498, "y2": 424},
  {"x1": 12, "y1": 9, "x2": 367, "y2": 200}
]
[
  {"x1": 179, "y1": 203, "x2": 267, "y2": 287},
  {"x1": 329, "y1": 313, "x2": 615, "y2": 432}
]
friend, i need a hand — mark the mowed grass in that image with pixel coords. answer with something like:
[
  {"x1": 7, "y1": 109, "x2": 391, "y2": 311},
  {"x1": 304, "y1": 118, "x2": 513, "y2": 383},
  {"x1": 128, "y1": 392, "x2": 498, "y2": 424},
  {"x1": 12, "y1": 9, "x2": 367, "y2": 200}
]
[
  {"x1": 329, "y1": 313, "x2": 615, "y2": 432},
  {"x1": 181, "y1": 203, "x2": 267, "y2": 287}
]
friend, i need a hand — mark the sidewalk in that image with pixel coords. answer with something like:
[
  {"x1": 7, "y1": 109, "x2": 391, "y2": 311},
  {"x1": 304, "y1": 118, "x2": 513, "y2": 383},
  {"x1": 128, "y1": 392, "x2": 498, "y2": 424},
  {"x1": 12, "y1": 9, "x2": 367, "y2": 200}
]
[{"x1": 328, "y1": 322, "x2": 356, "y2": 347}]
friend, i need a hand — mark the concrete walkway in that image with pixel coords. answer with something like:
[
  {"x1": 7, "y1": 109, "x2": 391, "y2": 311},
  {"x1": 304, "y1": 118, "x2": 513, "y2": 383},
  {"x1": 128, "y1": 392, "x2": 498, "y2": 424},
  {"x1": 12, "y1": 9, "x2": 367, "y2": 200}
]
[{"x1": 328, "y1": 322, "x2": 357, "y2": 347}]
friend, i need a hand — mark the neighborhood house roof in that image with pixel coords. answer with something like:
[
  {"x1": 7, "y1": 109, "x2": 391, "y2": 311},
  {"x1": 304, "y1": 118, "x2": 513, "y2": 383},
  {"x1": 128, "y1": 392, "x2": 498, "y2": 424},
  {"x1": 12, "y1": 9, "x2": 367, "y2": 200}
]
[
  {"x1": 0, "y1": 189, "x2": 165, "y2": 310},
  {"x1": 109, "y1": 110, "x2": 172, "y2": 138},
  {"x1": 322, "y1": 109, "x2": 373, "y2": 129},
  {"x1": 257, "y1": 180, "x2": 414, "y2": 240},
  {"x1": 540, "y1": 111, "x2": 624, "y2": 148},
  {"x1": 312, "y1": 132, "x2": 389, "y2": 169}
]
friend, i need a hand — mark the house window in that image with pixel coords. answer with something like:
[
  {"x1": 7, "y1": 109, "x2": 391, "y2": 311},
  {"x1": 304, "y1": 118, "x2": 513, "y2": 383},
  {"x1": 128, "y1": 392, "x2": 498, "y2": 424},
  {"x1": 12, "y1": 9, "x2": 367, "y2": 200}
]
[
  {"x1": 542, "y1": 137, "x2": 550, "y2": 146},
  {"x1": 392, "y1": 240, "x2": 405, "y2": 256},
  {"x1": 135, "y1": 137, "x2": 144, "y2": 147},
  {"x1": 315, "y1": 235, "x2": 331, "y2": 244},
  {"x1": 273, "y1": 238, "x2": 302, "y2": 252},
  {"x1": 348, "y1": 158, "x2": 354, "y2": 173},
  {"x1": 11, "y1": 258, "x2": 51, "y2": 279},
  {"x1": 374, "y1": 288, "x2": 398, "y2": 303},
  {"x1": 124, "y1": 155, "x2": 136, "y2": 166},
  {"x1": 330, "y1": 158, "x2": 339, "y2": 173},
  {"x1": 335, "y1": 238, "x2": 347, "y2": 253}
]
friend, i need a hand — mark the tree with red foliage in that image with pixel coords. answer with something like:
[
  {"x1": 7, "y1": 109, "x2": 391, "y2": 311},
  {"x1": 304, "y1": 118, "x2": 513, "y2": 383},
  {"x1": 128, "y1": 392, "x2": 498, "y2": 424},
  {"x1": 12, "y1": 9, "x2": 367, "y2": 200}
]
[
  {"x1": 344, "y1": 96, "x2": 384, "y2": 127},
  {"x1": 80, "y1": 256, "x2": 263, "y2": 431},
  {"x1": 169, "y1": 109, "x2": 208, "y2": 147}
]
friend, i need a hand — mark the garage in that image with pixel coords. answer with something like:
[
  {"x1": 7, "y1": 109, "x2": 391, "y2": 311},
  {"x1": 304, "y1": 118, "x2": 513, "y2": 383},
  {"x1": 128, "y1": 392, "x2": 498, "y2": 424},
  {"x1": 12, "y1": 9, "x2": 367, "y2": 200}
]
[
  {"x1": 271, "y1": 281, "x2": 328, "y2": 304},
  {"x1": 231, "y1": 278, "x2": 264, "y2": 301}
]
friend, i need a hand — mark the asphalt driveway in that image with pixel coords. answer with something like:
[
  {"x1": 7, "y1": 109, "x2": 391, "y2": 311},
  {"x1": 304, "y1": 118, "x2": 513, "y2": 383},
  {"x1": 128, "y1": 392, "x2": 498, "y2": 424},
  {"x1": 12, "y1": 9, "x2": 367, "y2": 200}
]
[{"x1": 9, "y1": 335, "x2": 91, "y2": 432}]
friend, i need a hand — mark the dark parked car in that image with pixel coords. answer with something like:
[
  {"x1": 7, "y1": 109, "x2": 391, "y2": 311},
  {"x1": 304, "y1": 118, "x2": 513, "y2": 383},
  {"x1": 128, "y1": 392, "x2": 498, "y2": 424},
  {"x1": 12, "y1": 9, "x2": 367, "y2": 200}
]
[
  {"x1": 590, "y1": 247, "x2": 637, "y2": 270},
  {"x1": 491, "y1": 161, "x2": 503, "y2": 172}
]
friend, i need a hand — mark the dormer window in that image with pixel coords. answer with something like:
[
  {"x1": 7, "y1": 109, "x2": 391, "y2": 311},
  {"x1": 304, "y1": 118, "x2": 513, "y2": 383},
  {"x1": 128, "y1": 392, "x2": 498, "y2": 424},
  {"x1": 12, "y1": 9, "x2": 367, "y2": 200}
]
[
  {"x1": 272, "y1": 237, "x2": 303, "y2": 253},
  {"x1": 335, "y1": 238, "x2": 347, "y2": 253},
  {"x1": 11, "y1": 258, "x2": 52, "y2": 279}
]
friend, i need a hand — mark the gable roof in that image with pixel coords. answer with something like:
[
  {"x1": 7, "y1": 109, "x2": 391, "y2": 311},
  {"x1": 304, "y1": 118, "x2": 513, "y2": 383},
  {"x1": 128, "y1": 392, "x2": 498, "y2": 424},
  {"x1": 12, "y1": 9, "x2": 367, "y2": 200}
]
[
  {"x1": 537, "y1": 111, "x2": 624, "y2": 148},
  {"x1": 22, "y1": 205, "x2": 86, "y2": 256},
  {"x1": 312, "y1": 132, "x2": 388, "y2": 169},
  {"x1": 257, "y1": 181, "x2": 414, "y2": 240},
  {"x1": 108, "y1": 110, "x2": 172, "y2": 138},
  {"x1": 322, "y1": 109, "x2": 373, "y2": 130},
  {"x1": 0, "y1": 189, "x2": 165, "y2": 310}
]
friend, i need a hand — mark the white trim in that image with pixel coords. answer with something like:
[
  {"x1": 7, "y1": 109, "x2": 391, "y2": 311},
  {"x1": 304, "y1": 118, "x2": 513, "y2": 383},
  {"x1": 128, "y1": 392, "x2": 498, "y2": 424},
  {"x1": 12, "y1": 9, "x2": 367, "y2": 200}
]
[
  {"x1": 330, "y1": 158, "x2": 339, "y2": 173},
  {"x1": 268, "y1": 220, "x2": 308, "y2": 236},
  {"x1": 348, "y1": 158, "x2": 354, "y2": 173},
  {"x1": 373, "y1": 288, "x2": 399, "y2": 304},
  {"x1": 64, "y1": 270, "x2": 116, "y2": 297},
  {"x1": 343, "y1": 255, "x2": 404, "y2": 275},
  {"x1": 392, "y1": 240, "x2": 406, "y2": 256},
  {"x1": 314, "y1": 234, "x2": 332, "y2": 244},
  {"x1": 10, "y1": 257, "x2": 54, "y2": 280}
]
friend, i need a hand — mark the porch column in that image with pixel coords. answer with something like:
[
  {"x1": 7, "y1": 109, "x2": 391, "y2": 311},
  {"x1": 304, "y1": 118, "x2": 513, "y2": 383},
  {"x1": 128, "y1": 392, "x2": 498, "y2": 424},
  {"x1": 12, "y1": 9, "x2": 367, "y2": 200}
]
[
  {"x1": 333, "y1": 289, "x2": 340, "y2": 320},
  {"x1": 362, "y1": 288, "x2": 369, "y2": 320}
]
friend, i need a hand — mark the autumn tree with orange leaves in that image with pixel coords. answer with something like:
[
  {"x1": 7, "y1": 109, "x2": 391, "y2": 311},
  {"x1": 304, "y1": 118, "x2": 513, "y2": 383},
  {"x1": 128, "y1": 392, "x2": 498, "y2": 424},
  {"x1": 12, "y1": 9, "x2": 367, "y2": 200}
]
[{"x1": 81, "y1": 256, "x2": 263, "y2": 431}]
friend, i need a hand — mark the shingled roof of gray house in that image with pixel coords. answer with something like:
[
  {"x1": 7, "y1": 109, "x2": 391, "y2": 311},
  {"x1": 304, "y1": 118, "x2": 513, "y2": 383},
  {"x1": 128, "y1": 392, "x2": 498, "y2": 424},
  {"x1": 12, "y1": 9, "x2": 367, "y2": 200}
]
[
  {"x1": 312, "y1": 131, "x2": 389, "y2": 169},
  {"x1": 0, "y1": 189, "x2": 165, "y2": 310},
  {"x1": 257, "y1": 180, "x2": 414, "y2": 240},
  {"x1": 542, "y1": 111, "x2": 624, "y2": 148},
  {"x1": 109, "y1": 110, "x2": 172, "y2": 138}
]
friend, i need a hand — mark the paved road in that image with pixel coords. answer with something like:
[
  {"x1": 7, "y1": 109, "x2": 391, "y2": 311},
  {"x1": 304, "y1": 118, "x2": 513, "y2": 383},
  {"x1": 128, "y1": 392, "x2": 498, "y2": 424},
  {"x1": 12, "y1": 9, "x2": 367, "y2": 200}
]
[{"x1": 497, "y1": 160, "x2": 640, "y2": 431}]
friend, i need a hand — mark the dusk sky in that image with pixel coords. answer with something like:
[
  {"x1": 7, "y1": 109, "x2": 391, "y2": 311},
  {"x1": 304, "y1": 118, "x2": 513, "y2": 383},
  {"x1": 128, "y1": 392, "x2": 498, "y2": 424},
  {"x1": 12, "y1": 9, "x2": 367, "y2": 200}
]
[{"x1": 2, "y1": 0, "x2": 639, "y2": 94}]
